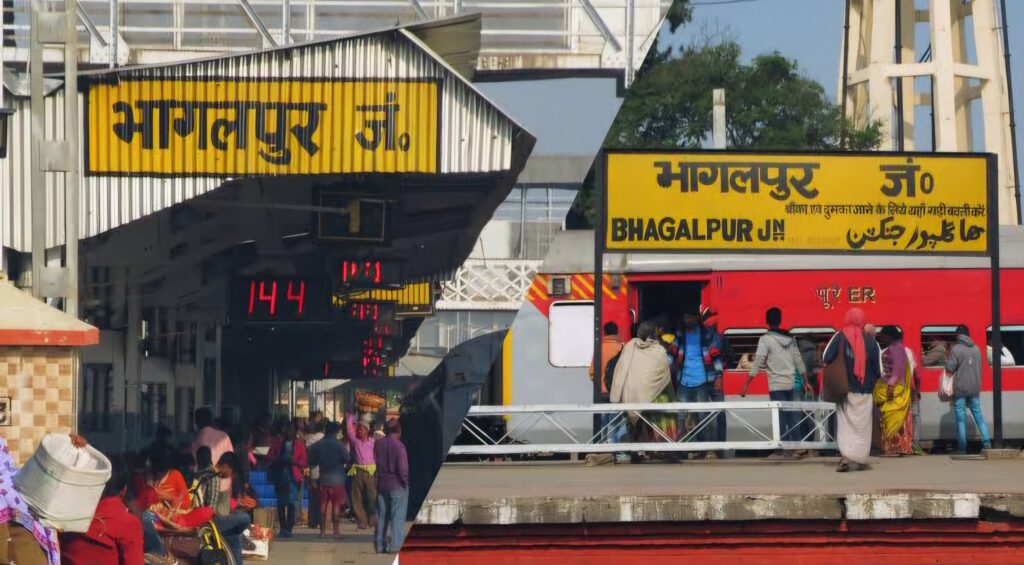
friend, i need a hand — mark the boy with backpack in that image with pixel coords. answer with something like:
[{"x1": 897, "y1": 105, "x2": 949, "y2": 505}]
[{"x1": 590, "y1": 322, "x2": 625, "y2": 462}]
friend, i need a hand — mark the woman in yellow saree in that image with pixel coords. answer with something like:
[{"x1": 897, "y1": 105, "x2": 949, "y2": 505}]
[{"x1": 874, "y1": 326, "x2": 915, "y2": 456}]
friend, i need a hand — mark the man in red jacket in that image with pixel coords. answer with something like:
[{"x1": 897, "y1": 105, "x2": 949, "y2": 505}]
[{"x1": 60, "y1": 458, "x2": 147, "y2": 565}]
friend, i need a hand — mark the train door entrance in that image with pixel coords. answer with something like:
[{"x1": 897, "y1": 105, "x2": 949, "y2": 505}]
[{"x1": 636, "y1": 280, "x2": 707, "y2": 333}]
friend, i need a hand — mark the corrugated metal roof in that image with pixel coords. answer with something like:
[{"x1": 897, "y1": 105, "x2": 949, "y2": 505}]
[
  {"x1": 2, "y1": 15, "x2": 531, "y2": 253},
  {"x1": 403, "y1": 14, "x2": 482, "y2": 82}
]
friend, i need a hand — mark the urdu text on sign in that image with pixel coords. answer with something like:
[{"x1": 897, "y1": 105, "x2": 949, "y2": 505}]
[
  {"x1": 86, "y1": 79, "x2": 440, "y2": 176},
  {"x1": 603, "y1": 152, "x2": 992, "y2": 254}
]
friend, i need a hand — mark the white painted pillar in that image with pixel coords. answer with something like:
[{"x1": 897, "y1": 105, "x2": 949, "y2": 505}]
[
  {"x1": 898, "y1": 0, "x2": 916, "y2": 150},
  {"x1": 973, "y1": 0, "x2": 1017, "y2": 223},
  {"x1": 846, "y1": 0, "x2": 870, "y2": 127},
  {"x1": 930, "y1": 0, "x2": 959, "y2": 151},
  {"x1": 712, "y1": 89, "x2": 726, "y2": 150},
  {"x1": 869, "y1": 0, "x2": 897, "y2": 148}
]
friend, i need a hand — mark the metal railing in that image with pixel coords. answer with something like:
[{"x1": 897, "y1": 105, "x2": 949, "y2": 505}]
[
  {"x1": 4, "y1": 0, "x2": 671, "y2": 81},
  {"x1": 449, "y1": 401, "x2": 838, "y2": 456}
]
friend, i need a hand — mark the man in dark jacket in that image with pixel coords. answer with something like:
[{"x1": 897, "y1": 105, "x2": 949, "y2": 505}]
[
  {"x1": 309, "y1": 422, "x2": 351, "y2": 538},
  {"x1": 946, "y1": 325, "x2": 992, "y2": 454},
  {"x1": 374, "y1": 419, "x2": 409, "y2": 554}
]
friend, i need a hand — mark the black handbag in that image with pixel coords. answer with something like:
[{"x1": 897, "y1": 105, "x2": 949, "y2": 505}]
[
  {"x1": 603, "y1": 351, "x2": 621, "y2": 398},
  {"x1": 821, "y1": 338, "x2": 850, "y2": 403}
]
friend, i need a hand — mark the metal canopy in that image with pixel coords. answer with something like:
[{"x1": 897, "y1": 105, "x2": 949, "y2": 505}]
[
  {"x1": 80, "y1": 170, "x2": 525, "y2": 308},
  {"x1": 1, "y1": 15, "x2": 535, "y2": 255},
  {"x1": 50, "y1": 19, "x2": 536, "y2": 385}
]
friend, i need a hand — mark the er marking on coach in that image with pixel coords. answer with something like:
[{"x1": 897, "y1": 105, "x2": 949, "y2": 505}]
[{"x1": 815, "y1": 284, "x2": 877, "y2": 310}]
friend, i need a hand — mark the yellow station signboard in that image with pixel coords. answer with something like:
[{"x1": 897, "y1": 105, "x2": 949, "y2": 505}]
[
  {"x1": 603, "y1": 151, "x2": 993, "y2": 254},
  {"x1": 86, "y1": 79, "x2": 440, "y2": 176}
]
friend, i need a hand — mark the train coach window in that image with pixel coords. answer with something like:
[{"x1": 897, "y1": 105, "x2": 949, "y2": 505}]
[
  {"x1": 921, "y1": 326, "x2": 960, "y2": 367},
  {"x1": 792, "y1": 328, "x2": 837, "y2": 342},
  {"x1": 791, "y1": 328, "x2": 837, "y2": 375},
  {"x1": 871, "y1": 324, "x2": 904, "y2": 347},
  {"x1": 548, "y1": 301, "x2": 594, "y2": 367},
  {"x1": 722, "y1": 329, "x2": 765, "y2": 371},
  {"x1": 986, "y1": 327, "x2": 1024, "y2": 367}
]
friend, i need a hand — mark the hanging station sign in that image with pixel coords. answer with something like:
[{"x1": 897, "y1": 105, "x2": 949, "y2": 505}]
[
  {"x1": 602, "y1": 151, "x2": 995, "y2": 255},
  {"x1": 85, "y1": 78, "x2": 441, "y2": 176},
  {"x1": 333, "y1": 282, "x2": 436, "y2": 317},
  {"x1": 337, "y1": 259, "x2": 402, "y2": 288}
]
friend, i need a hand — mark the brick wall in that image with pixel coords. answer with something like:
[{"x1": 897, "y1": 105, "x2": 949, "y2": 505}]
[{"x1": 0, "y1": 346, "x2": 75, "y2": 465}]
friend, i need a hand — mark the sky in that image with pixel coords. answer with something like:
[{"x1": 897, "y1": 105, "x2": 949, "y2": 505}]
[
  {"x1": 476, "y1": 78, "x2": 623, "y2": 157},
  {"x1": 676, "y1": 0, "x2": 1024, "y2": 158},
  {"x1": 478, "y1": 0, "x2": 1024, "y2": 165}
]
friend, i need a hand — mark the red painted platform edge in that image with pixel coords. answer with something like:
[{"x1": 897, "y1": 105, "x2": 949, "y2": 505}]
[{"x1": 400, "y1": 520, "x2": 1024, "y2": 565}]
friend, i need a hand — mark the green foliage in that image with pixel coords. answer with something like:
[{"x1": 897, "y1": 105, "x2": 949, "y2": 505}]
[
  {"x1": 568, "y1": 39, "x2": 883, "y2": 228},
  {"x1": 665, "y1": 0, "x2": 692, "y2": 33},
  {"x1": 604, "y1": 43, "x2": 882, "y2": 151}
]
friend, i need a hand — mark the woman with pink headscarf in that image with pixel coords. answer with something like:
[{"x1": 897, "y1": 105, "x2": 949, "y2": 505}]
[{"x1": 823, "y1": 308, "x2": 883, "y2": 472}]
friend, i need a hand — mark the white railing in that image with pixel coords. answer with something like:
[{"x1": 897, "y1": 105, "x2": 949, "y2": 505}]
[
  {"x1": 437, "y1": 259, "x2": 540, "y2": 310},
  {"x1": 449, "y1": 401, "x2": 838, "y2": 456}
]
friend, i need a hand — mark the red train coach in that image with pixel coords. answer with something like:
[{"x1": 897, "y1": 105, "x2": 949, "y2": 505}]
[{"x1": 519, "y1": 227, "x2": 1024, "y2": 444}]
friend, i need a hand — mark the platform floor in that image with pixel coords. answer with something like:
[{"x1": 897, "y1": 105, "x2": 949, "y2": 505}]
[
  {"x1": 258, "y1": 524, "x2": 403, "y2": 565},
  {"x1": 416, "y1": 455, "x2": 1024, "y2": 524}
]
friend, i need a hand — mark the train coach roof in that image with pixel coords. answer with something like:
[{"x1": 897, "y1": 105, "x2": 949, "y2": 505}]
[{"x1": 540, "y1": 226, "x2": 1024, "y2": 274}]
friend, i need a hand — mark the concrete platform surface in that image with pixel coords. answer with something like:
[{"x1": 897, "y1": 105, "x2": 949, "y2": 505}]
[
  {"x1": 258, "y1": 525, "x2": 398, "y2": 565},
  {"x1": 416, "y1": 456, "x2": 1024, "y2": 525}
]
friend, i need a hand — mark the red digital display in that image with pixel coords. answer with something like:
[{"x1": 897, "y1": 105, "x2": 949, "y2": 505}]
[
  {"x1": 318, "y1": 336, "x2": 391, "y2": 379},
  {"x1": 320, "y1": 359, "x2": 384, "y2": 379},
  {"x1": 362, "y1": 336, "x2": 385, "y2": 370},
  {"x1": 247, "y1": 280, "x2": 305, "y2": 316},
  {"x1": 341, "y1": 260, "x2": 383, "y2": 286},
  {"x1": 360, "y1": 334, "x2": 397, "y2": 377},
  {"x1": 374, "y1": 318, "x2": 397, "y2": 336},
  {"x1": 348, "y1": 303, "x2": 381, "y2": 322},
  {"x1": 286, "y1": 281, "x2": 305, "y2": 313},
  {"x1": 345, "y1": 302, "x2": 400, "y2": 336},
  {"x1": 336, "y1": 260, "x2": 401, "y2": 289},
  {"x1": 232, "y1": 276, "x2": 331, "y2": 323}
]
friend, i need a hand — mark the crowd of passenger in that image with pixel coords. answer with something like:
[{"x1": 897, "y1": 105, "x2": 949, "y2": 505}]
[
  {"x1": 0, "y1": 406, "x2": 409, "y2": 565},
  {"x1": 245, "y1": 409, "x2": 410, "y2": 554},
  {"x1": 595, "y1": 304, "x2": 993, "y2": 472}
]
